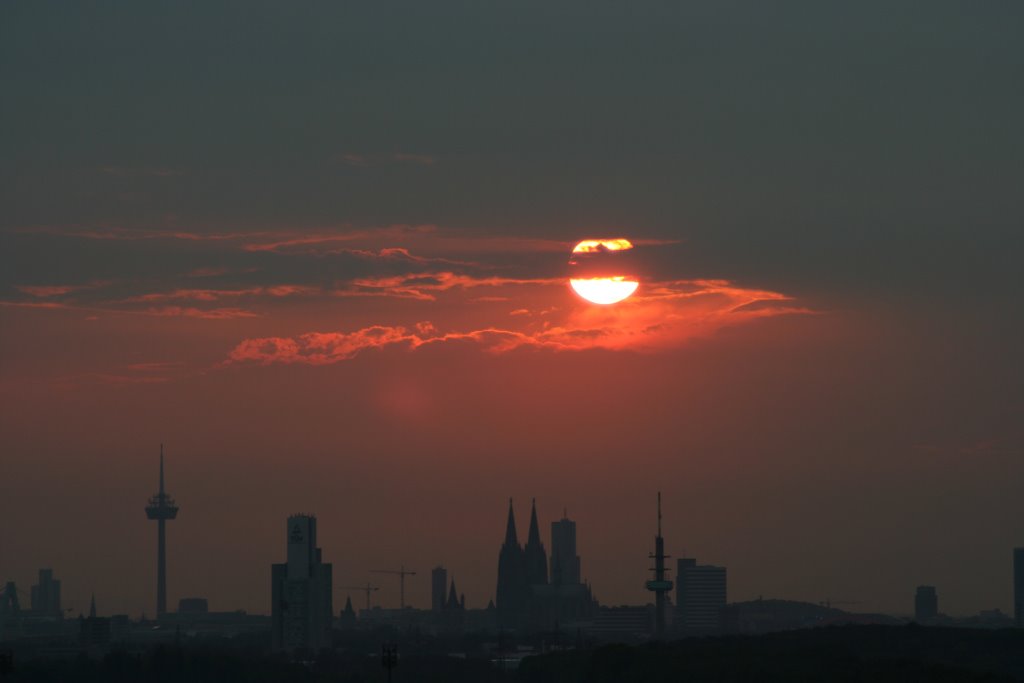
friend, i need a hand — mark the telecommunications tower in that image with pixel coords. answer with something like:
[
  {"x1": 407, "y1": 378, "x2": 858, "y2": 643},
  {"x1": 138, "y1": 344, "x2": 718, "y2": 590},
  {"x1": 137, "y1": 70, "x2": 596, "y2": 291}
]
[
  {"x1": 145, "y1": 445, "x2": 178, "y2": 617},
  {"x1": 645, "y1": 491, "x2": 673, "y2": 638}
]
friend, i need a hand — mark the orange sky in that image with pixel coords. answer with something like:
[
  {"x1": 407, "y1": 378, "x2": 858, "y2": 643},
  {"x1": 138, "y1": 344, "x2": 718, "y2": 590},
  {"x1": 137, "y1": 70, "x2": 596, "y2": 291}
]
[{"x1": 1, "y1": 225, "x2": 1021, "y2": 619}]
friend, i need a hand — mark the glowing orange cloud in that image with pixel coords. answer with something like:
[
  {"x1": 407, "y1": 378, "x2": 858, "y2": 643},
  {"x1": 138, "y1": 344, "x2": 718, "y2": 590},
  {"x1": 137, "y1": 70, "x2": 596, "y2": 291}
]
[
  {"x1": 224, "y1": 279, "x2": 812, "y2": 366},
  {"x1": 122, "y1": 285, "x2": 316, "y2": 303}
]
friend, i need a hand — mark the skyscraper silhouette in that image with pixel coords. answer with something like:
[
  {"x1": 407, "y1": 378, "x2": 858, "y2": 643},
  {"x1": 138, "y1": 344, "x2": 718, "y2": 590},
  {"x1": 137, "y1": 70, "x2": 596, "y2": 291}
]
[
  {"x1": 431, "y1": 566, "x2": 448, "y2": 613},
  {"x1": 30, "y1": 569, "x2": 61, "y2": 618},
  {"x1": 271, "y1": 515, "x2": 333, "y2": 652},
  {"x1": 144, "y1": 447, "x2": 178, "y2": 618},
  {"x1": 550, "y1": 513, "x2": 581, "y2": 586},
  {"x1": 675, "y1": 558, "x2": 727, "y2": 636}
]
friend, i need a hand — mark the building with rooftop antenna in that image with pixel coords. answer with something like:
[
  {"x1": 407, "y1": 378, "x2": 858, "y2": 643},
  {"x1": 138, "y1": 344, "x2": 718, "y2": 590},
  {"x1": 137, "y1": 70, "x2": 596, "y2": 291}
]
[
  {"x1": 550, "y1": 512, "x2": 581, "y2": 586},
  {"x1": 271, "y1": 514, "x2": 333, "y2": 652},
  {"x1": 144, "y1": 446, "x2": 178, "y2": 618}
]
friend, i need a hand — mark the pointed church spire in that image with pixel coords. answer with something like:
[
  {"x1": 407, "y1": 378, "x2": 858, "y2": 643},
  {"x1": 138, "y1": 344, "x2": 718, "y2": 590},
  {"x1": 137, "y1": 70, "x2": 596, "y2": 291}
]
[
  {"x1": 523, "y1": 497, "x2": 548, "y2": 586},
  {"x1": 527, "y1": 498, "x2": 542, "y2": 545},
  {"x1": 504, "y1": 498, "x2": 518, "y2": 546},
  {"x1": 447, "y1": 579, "x2": 459, "y2": 609}
]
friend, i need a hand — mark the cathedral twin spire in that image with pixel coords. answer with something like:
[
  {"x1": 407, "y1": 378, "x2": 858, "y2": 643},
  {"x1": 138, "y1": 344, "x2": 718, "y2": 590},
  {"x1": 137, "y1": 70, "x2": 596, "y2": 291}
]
[
  {"x1": 504, "y1": 497, "x2": 545, "y2": 550},
  {"x1": 496, "y1": 498, "x2": 548, "y2": 620},
  {"x1": 524, "y1": 498, "x2": 548, "y2": 586},
  {"x1": 504, "y1": 497, "x2": 518, "y2": 546}
]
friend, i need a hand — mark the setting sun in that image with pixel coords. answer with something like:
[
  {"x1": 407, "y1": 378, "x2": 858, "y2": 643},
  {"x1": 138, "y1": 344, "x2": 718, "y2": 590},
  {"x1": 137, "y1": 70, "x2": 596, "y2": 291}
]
[
  {"x1": 571, "y1": 238, "x2": 635, "y2": 254},
  {"x1": 569, "y1": 238, "x2": 640, "y2": 304},
  {"x1": 569, "y1": 276, "x2": 640, "y2": 305}
]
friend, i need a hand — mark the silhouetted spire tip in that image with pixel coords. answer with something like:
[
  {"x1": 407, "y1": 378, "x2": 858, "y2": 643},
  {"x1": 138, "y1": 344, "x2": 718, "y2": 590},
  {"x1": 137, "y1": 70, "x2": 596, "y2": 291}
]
[
  {"x1": 527, "y1": 497, "x2": 542, "y2": 545},
  {"x1": 503, "y1": 499, "x2": 519, "y2": 545}
]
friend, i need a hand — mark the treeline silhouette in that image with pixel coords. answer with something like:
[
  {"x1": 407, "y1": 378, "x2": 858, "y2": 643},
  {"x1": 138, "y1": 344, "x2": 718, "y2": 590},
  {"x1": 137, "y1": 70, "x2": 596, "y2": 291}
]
[
  {"x1": 5, "y1": 625, "x2": 1024, "y2": 682},
  {"x1": 521, "y1": 625, "x2": 1024, "y2": 682}
]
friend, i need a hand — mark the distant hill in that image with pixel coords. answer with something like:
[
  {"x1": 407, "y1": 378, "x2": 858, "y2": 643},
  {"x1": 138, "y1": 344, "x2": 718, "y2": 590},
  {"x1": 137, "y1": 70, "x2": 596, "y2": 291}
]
[{"x1": 725, "y1": 599, "x2": 903, "y2": 634}]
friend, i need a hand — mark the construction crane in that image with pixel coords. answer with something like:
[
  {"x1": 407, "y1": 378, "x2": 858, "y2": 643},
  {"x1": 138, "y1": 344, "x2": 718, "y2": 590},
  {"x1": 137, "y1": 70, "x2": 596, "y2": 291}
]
[
  {"x1": 337, "y1": 583, "x2": 380, "y2": 612},
  {"x1": 370, "y1": 566, "x2": 417, "y2": 610}
]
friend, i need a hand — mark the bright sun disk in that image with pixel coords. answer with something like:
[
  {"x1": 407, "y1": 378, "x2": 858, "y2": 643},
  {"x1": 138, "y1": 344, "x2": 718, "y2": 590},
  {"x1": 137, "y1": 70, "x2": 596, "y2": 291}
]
[{"x1": 569, "y1": 277, "x2": 639, "y2": 305}]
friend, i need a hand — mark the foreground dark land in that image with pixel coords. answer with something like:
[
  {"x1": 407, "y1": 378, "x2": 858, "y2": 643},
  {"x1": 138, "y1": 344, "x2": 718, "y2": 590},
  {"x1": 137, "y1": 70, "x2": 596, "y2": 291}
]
[
  {"x1": 5, "y1": 625, "x2": 1024, "y2": 682},
  {"x1": 520, "y1": 626, "x2": 1024, "y2": 682}
]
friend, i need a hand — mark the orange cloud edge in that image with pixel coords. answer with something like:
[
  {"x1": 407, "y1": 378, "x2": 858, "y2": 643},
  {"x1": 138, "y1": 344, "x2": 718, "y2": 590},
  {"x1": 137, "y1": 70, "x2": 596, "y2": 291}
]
[{"x1": 224, "y1": 279, "x2": 812, "y2": 366}]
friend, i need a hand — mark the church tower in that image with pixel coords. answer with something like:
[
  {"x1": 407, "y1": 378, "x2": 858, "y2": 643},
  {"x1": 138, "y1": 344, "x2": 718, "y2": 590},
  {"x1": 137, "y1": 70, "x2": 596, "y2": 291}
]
[
  {"x1": 496, "y1": 498, "x2": 526, "y2": 626},
  {"x1": 524, "y1": 499, "x2": 549, "y2": 587}
]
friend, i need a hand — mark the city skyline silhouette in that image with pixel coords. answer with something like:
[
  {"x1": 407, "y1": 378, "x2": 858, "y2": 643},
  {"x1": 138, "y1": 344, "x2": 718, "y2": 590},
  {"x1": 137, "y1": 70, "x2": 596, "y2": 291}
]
[{"x1": 4, "y1": 449, "x2": 1021, "y2": 627}]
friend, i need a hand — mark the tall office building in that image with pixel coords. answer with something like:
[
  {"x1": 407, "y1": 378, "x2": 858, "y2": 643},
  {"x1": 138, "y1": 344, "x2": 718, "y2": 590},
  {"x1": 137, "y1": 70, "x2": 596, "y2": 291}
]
[
  {"x1": 1014, "y1": 548, "x2": 1024, "y2": 627},
  {"x1": 431, "y1": 566, "x2": 448, "y2": 613},
  {"x1": 271, "y1": 515, "x2": 333, "y2": 652},
  {"x1": 550, "y1": 514, "x2": 581, "y2": 586},
  {"x1": 30, "y1": 569, "x2": 61, "y2": 617},
  {"x1": 915, "y1": 585, "x2": 938, "y2": 622},
  {"x1": 675, "y1": 558, "x2": 727, "y2": 636}
]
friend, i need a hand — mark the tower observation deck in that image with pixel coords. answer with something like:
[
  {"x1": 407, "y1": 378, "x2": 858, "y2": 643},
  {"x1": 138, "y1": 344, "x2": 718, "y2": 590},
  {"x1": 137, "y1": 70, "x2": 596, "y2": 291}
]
[
  {"x1": 145, "y1": 446, "x2": 178, "y2": 618},
  {"x1": 645, "y1": 491, "x2": 673, "y2": 638}
]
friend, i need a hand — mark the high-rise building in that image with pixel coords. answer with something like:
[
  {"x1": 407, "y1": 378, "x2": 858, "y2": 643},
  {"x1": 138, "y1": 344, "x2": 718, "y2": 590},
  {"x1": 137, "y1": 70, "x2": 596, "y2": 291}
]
[
  {"x1": 915, "y1": 585, "x2": 938, "y2": 622},
  {"x1": 524, "y1": 499, "x2": 549, "y2": 587},
  {"x1": 431, "y1": 566, "x2": 448, "y2": 613},
  {"x1": 675, "y1": 558, "x2": 727, "y2": 636},
  {"x1": 530, "y1": 508, "x2": 597, "y2": 632},
  {"x1": 30, "y1": 569, "x2": 61, "y2": 617},
  {"x1": 271, "y1": 515, "x2": 333, "y2": 652},
  {"x1": 550, "y1": 514, "x2": 581, "y2": 586},
  {"x1": 1014, "y1": 548, "x2": 1024, "y2": 627}
]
